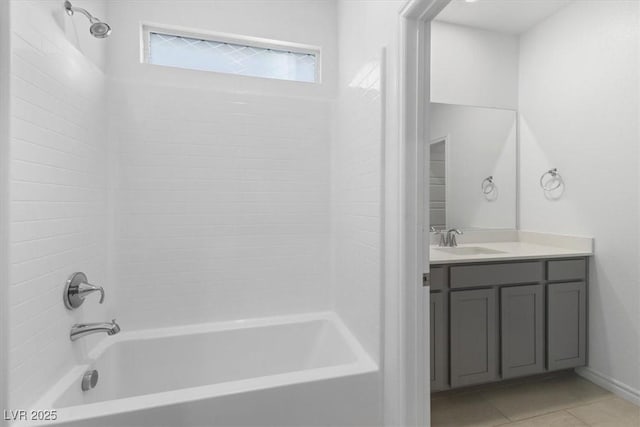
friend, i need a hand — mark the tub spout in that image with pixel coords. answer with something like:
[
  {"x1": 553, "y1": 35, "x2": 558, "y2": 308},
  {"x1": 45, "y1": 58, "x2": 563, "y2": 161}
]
[{"x1": 70, "y1": 319, "x2": 121, "y2": 341}]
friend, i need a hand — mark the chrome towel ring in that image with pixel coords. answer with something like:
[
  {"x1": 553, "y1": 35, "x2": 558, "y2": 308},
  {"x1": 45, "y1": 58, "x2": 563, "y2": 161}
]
[
  {"x1": 540, "y1": 168, "x2": 563, "y2": 191},
  {"x1": 481, "y1": 176, "x2": 495, "y2": 194}
]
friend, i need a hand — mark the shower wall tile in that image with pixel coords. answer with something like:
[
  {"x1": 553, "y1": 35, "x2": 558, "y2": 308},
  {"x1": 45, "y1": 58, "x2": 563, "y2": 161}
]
[
  {"x1": 8, "y1": 1, "x2": 109, "y2": 409},
  {"x1": 332, "y1": 1, "x2": 396, "y2": 364},
  {"x1": 332, "y1": 77, "x2": 383, "y2": 363},
  {"x1": 110, "y1": 82, "x2": 332, "y2": 329}
]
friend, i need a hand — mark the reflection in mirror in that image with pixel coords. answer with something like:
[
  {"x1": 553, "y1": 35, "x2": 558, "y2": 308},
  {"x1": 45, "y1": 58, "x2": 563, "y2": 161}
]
[
  {"x1": 427, "y1": 103, "x2": 517, "y2": 231},
  {"x1": 429, "y1": 139, "x2": 447, "y2": 229}
]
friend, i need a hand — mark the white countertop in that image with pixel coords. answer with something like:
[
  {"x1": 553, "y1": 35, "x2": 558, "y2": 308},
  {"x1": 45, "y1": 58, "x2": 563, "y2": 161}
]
[{"x1": 429, "y1": 231, "x2": 594, "y2": 265}]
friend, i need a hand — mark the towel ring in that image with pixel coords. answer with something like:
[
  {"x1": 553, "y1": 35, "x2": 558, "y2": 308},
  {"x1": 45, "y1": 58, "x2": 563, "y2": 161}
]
[
  {"x1": 540, "y1": 168, "x2": 562, "y2": 191},
  {"x1": 481, "y1": 176, "x2": 495, "y2": 194}
]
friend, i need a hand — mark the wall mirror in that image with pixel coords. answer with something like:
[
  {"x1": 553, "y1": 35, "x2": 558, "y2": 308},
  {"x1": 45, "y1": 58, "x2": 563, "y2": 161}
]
[{"x1": 427, "y1": 103, "x2": 517, "y2": 231}]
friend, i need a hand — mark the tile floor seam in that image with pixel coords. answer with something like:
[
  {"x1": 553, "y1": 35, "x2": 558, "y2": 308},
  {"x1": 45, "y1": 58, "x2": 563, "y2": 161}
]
[
  {"x1": 510, "y1": 410, "x2": 590, "y2": 427},
  {"x1": 557, "y1": 410, "x2": 590, "y2": 426},
  {"x1": 488, "y1": 399, "x2": 513, "y2": 424},
  {"x1": 564, "y1": 394, "x2": 617, "y2": 409},
  {"x1": 505, "y1": 409, "x2": 585, "y2": 425},
  {"x1": 565, "y1": 396, "x2": 640, "y2": 427}
]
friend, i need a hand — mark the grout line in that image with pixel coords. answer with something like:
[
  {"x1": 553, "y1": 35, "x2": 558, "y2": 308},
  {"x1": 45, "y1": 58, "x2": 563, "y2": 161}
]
[
  {"x1": 564, "y1": 394, "x2": 618, "y2": 411},
  {"x1": 486, "y1": 399, "x2": 512, "y2": 424},
  {"x1": 563, "y1": 410, "x2": 591, "y2": 427}
]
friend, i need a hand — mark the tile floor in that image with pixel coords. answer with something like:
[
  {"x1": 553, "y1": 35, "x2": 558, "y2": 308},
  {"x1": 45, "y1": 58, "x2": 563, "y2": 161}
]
[{"x1": 431, "y1": 371, "x2": 640, "y2": 426}]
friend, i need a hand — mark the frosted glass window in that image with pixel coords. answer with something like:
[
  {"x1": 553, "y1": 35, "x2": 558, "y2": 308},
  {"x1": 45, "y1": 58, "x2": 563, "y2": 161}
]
[{"x1": 147, "y1": 32, "x2": 318, "y2": 83}]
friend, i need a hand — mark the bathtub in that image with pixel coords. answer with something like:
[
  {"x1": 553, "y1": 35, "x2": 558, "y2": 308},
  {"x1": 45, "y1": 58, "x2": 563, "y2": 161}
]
[{"x1": 22, "y1": 312, "x2": 380, "y2": 427}]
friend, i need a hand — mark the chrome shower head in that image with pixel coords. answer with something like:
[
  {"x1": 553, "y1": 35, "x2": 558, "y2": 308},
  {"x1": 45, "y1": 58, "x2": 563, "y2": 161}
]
[
  {"x1": 64, "y1": 1, "x2": 111, "y2": 39},
  {"x1": 90, "y1": 21, "x2": 111, "y2": 39}
]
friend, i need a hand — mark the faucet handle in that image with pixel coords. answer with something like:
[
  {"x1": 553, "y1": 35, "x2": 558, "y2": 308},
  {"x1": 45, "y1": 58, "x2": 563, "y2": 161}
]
[
  {"x1": 78, "y1": 281, "x2": 105, "y2": 304},
  {"x1": 64, "y1": 272, "x2": 105, "y2": 309},
  {"x1": 433, "y1": 230, "x2": 447, "y2": 247}
]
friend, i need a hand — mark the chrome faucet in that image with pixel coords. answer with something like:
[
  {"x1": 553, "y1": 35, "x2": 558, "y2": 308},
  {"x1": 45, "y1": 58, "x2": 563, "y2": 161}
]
[
  {"x1": 434, "y1": 228, "x2": 464, "y2": 247},
  {"x1": 70, "y1": 319, "x2": 120, "y2": 341},
  {"x1": 431, "y1": 227, "x2": 448, "y2": 247},
  {"x1": 445, "y1": 229, "x2": 463, "y2": 247}
]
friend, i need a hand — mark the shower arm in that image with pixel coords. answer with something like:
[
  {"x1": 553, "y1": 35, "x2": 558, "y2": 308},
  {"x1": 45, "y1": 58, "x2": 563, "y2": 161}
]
[{"x1": 64, "y1": 1, "x2": 100, "y2": 24}]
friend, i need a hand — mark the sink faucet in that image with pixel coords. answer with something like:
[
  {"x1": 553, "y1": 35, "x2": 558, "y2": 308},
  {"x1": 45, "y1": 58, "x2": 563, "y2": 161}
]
[
  {"x1": 70, "y1": 319, "x2": 121, "y2": 341},
  {"x1": 445, "y1": 229, "x2": 463, "y2": 247},
  {"x1": 430, "y1": 227, "x2": 447, "y2": 247},
  {"x1": 434, "y1": 228, "x2": 463, "y2": 247}
]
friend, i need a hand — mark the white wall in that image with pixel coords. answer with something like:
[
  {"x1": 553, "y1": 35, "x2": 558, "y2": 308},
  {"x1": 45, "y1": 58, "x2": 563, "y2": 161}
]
[
  {"x1": 431, "y1": 21, "x2": 519, "y2": 110},
  {"x1": 429, "y1": 103, "x2": 517, "y2": 230},
  {"x1": 106, "y1": 1, "x2": 337, "y2": 329},
  {"x1": 8, "y1": 0, "x2": 109, "y2": 409},
  {"x1": 519, "y1": 0, "x2": 640, "y2": 397}
]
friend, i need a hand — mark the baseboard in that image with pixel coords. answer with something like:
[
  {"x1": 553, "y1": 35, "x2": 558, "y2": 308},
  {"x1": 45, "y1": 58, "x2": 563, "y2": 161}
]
[{"x1": 576, "y1": 367, "x2": 640, "y2": 406}]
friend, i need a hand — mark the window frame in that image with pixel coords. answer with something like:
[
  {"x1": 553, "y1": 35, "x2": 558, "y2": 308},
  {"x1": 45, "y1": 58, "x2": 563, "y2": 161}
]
[{"x1": 140, "y1": 23, "x2": 322, "y2": 84}]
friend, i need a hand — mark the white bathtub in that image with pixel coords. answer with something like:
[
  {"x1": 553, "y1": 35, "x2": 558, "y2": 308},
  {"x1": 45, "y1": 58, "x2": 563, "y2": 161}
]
[{"x1": 23, "y1": 312, "x2": 380, "y2": 427}]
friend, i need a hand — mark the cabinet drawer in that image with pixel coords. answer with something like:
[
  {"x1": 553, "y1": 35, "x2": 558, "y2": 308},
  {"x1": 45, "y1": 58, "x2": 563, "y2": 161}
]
[
  {"x1": 430, "y1": 267, "x2": 446, "y2": 290},
  {"x1": 450, "y1": 262, "x2": 543, "y2": 289},
  {"x1": 547, "y1": 259, "x2": 586, "y2": 281}
]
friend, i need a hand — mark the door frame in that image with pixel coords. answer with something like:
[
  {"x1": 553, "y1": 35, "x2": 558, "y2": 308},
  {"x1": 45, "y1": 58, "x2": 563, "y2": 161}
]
[{"x1": 390, "y1": 1, "x2": 450, "y2": 425}]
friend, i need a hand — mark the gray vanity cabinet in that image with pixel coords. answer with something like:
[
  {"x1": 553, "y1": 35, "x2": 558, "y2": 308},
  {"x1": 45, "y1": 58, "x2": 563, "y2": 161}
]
[
  {"x1": 429, "y1": 256, "x2": 588, "y2": 392},
  {"x1": 547, "y1": 281, "x2": 587, "y2": 370},
  {"x1": 450, "y1": 288, "x2": 498, "y2": 388},
  {"x1": 501, "y1": 284, "x2": 545, "y2": 379}
]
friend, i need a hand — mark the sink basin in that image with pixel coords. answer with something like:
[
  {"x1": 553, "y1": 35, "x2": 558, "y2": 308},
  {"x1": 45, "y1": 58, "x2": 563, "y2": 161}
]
[{"x1": 433, "y1": 246, "x2": 507, "y2": 256}]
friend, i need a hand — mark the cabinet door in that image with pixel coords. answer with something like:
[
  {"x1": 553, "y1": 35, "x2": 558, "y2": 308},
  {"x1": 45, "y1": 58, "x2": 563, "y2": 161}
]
[
  {"x1": 450, "y1": 289, "x2": 498, "y2": 388},
  {"x1": 430, "y1": 292, "x2": 446, "y2": 391},
  {"x1": 548, "y1": 282, "x2": 587, "y2": 370},
  {"x1": 501, "y1": 284, "x2": 545, "y2": 379}
]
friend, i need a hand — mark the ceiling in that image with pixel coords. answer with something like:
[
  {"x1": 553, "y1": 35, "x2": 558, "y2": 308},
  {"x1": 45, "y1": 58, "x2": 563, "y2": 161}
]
[{"x1": 435, "y1": 0, "x2": 572, "y2": 35}]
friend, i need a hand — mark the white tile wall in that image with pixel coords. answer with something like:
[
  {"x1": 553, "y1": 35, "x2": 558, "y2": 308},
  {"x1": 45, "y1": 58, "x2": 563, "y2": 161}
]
[
  {"x1": 8, "y1": 1, "x2": 108, "y2": 409},
  {"x1": 0, "y1": 0, "x2": 11, "y2": 418},
  {"x1": 4, "y1": 0, "x2": 384, "y2": 411},
  {"x1": 110, "y1": 82, "x2": 332, "y2": 328},
  {"x1": 333, "y1": 0, "x2": 388, "y2": 363},
  {"x1": 332, "y1": 70, "x2": 383, "y2": 362}
]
